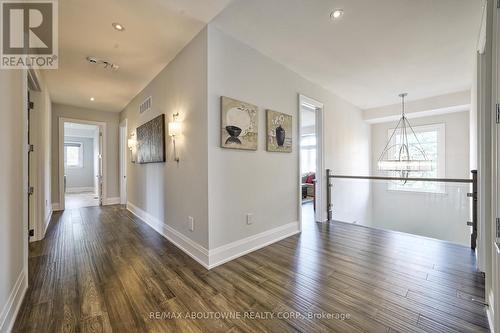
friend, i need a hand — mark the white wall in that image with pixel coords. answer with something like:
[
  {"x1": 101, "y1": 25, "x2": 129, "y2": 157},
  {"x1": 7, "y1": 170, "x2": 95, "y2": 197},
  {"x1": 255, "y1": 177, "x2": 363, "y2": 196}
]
[
  {"x1": 51, "y1": 103, "x2": 120, "y2": 204},
  {"x1": 0, "y1": 70, "x2": 27, "y2": 332},
  {"x1": 118, "y1": 25, "x2": 371, "y2": 265},
  {"x1": 370, "y1": 111, "x2": 471, "y2": 245},
  {"x1": 64, "y1": 136, "x2": 95, "y2": 190},
  {"x1": 120, "y1": 28, "x2": 209, "y2": 248},
  {"x1": 207, "y1": 26, "x2": 371, "y2": 248}
]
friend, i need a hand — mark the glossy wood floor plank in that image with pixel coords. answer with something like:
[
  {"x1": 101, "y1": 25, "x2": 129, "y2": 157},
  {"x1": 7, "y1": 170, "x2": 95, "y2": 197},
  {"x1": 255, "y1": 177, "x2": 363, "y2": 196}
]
[{"x1": 13, "y1": 204, "x2": 489, "y2": 333}]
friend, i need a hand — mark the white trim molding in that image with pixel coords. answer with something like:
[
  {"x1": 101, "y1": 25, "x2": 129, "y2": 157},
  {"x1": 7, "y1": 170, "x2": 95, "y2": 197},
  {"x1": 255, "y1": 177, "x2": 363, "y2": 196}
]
[
  {"x1": 31, "y1": 207, "x2": 53, "y2": 242},
  {"x1": 209, "y1": 221, "x2": 300, "y2": 269},
  {"x1": 126, "y1": 202, "x2": 210, "y2": 267},
  {"x1": 58, "y1": 117, "x2": 107, "y2": 211},
  {"x1": 299, "y1": 94, "x2": 326, "y2": 224},
  {"x1": 488, "y1": 289, "x2": 496, "y2": 333},
  {"x1": 126, "y1": 202, "x2": 300, "y2": 270},
  {"x1": 0, "y1": 269, "x2": 27, "y2": 333},
  {"x1": 43, "y1": 208, "x2": 53, "y2": 237}
]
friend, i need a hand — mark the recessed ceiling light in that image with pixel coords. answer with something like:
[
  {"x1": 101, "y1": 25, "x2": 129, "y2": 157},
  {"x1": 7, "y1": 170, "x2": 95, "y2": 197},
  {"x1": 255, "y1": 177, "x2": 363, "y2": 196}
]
[
  {"x1": 112, "y1": 22, "x2": 125, "y2": 31},
  {"x1": 330, "y1": 9, "x2": 344, "y2": 20},
  {"x1": 90, "y1": 97, "x2": 95, "y2": 101}
]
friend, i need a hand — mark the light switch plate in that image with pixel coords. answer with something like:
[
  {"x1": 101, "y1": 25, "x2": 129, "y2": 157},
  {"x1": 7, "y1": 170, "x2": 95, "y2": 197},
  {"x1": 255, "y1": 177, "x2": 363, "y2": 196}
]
[
  {"x1": 246, "y1": 213, "x2": 253, "y2": 225},
  {"x1": 188, "y1": 216, "x2": 194, "y2": 232}
]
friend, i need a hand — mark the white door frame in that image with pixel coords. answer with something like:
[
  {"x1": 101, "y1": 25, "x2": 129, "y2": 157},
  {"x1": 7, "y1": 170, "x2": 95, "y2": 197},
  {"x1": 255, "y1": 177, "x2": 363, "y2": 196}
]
[
  {"x1": 58, "y1": 117, "x2": 107, "y2": 210},
  {"x1": 22, "y1": 69, "x2": 29, "y2": 282},
  {"x1": 298, "y1": 94, "x2": 325, "y2": 229},
  {"x1": 119, "y1": 119, "x2": 128, "y2": 205},
  {"x1": 491, "y1": 0, "x2": 500, "y2": 330}
]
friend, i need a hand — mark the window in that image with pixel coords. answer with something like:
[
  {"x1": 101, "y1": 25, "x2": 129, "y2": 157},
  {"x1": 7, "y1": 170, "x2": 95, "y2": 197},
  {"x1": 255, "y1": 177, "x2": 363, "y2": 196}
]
[
  {"x1": 301, "y1": 135, "x2": 316, "y2": 174},
  {"x1": 65, "y1": 142, "x2": 83, "y2": 168},
  {"x1": 387, "y1": 123, "x2": 445, "y2": 193}
]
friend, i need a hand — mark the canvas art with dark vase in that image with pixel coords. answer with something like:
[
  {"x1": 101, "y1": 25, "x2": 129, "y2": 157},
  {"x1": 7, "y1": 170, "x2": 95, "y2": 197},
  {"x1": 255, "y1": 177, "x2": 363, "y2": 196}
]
[
  {"x1": 266, "y1": 109, "x2": 292, "y2": 152},
  {"x1": 275, "y1": 125, "x2": 286, "y2": 146},
  {"x1": 225, "y1": 125, "x2": 242, "y2": 145}
]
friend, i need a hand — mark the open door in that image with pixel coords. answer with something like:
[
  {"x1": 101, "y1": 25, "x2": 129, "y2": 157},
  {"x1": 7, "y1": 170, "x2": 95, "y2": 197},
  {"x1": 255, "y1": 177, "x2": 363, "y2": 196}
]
[
  {"x1": 299, "y1": 94, "x2": 325, "y2": 228},
  {"x1": 27, "y1": 91, "x2": 34, "y2": 240},
  {"x1": 98, "y1": 127, "x2": 104, "y2": 206},
  {"x1": 119, "y1": 120, "x2": 128, "y2": 205}
]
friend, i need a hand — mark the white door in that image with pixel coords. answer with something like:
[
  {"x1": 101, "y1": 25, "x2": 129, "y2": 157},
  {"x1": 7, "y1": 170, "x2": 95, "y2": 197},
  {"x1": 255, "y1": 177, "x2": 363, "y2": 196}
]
[
  {"x1": 119, "y1": 121, "x2": 127, "y2": 205},
  {"x1": 495, "y1": 122, "x2": 500, "y2": 332},
  {"x1": 98, "y1": 127, "x2": 104, "y2": 206},
  {"x1": 495, "y1": 5, "x2": 500, "y2": 330},
  {"x1": 28, "y1": 91, "x2": 36, "y2": 239}
]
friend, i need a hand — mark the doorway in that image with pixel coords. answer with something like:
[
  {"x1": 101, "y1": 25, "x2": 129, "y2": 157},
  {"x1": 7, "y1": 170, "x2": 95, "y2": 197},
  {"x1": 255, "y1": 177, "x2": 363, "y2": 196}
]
[
  {"x1": 59, "y1": 118, "x2": 106, "y2": 210},
  {"x1": 299, "y1": 95, "x2": 325, "y2": 227}
]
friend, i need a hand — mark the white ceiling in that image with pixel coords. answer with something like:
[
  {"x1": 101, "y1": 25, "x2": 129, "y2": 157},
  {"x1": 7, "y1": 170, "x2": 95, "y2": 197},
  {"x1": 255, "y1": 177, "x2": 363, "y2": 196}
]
[
  {"x1": 212, "y1": 0, "x2": 484, "y2": 109},
  {"x1": 43, "y1": 0, "x2": 232, "y2": 112}
]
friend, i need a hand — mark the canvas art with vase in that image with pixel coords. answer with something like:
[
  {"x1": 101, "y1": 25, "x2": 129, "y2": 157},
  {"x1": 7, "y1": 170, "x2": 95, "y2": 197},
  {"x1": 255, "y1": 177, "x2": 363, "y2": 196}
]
[
  {"x1": 221, "y1": 96, "x2": 258, "y2": 150},
  {"x1": 266, "y1": 109, "x2": 292, "y2": 152}
]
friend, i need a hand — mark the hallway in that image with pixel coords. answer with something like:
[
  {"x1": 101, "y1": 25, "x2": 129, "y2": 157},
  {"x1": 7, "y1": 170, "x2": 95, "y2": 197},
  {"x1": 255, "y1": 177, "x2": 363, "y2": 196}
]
[{"x1": 13, "y1": 205, "x2": 489, "y2": 332}]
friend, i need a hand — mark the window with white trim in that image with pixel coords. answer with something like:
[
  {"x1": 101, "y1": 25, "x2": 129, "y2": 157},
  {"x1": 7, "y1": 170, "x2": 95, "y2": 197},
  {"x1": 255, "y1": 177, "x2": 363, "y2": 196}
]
[
  {"x1": 65, "y1": 142, "x2": 83, "y2": 168},
  {"x1": 387, "y1": 123, "x2": 445, "y2": 193}
]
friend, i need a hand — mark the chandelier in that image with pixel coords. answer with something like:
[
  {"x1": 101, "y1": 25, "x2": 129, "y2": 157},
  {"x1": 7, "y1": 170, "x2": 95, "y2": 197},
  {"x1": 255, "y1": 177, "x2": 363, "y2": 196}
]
[{"x1": 377, "y1": 93, "x2": 433, "y2": 176}]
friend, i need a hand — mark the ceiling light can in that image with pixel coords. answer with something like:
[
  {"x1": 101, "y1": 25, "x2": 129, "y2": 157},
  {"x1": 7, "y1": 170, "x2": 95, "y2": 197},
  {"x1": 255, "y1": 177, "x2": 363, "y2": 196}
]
[
  {"x1": 112, "y1": 22, "x2": 125, "y2": 31},
  {"x1": 330, "y1": 9, "x2": 344, "y2": 20}
]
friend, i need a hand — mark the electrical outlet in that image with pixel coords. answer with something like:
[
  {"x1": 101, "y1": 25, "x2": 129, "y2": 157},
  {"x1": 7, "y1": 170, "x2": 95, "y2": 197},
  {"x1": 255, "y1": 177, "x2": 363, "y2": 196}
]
[
  {"x1": 188, "y1": 216, "x2": 194, "y2": 232},
  {"x1": 246, "y1": 213, "x2": 253, "y2": 225}
]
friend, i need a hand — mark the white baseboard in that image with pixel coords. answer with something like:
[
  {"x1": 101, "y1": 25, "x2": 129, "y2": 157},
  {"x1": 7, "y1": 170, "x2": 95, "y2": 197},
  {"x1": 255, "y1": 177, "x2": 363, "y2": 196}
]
[
  {"x1": 487, "y1": 291, "x2": 496, "y2": 333},
  {"x1": 52, "y1": 203, "x2": 61, "y2": 211},
  {"x1": 0, "y1": 269, "x2": 27, "y2": 333},
  {"x1": 104, "y1": 197, "x2": 121, "y2": 205},
  {"x1": 31, "y1": 207, "x2": 53, "y2": 242},
  {"x1": 208, "y1": 221, "x2": 300, "y2": 269},
  {"x1": 126, "y1": 202, "x2": 210, "y2": 268},
  {"x1": 42, "y1": 208, "x2": 53, "y2": 239},
  {"x1": 126, "y1": 201, "x2": 300, "y2": 270},
  {"x1": 65, "y1": 187, "x2": 95, "y2": 193}
]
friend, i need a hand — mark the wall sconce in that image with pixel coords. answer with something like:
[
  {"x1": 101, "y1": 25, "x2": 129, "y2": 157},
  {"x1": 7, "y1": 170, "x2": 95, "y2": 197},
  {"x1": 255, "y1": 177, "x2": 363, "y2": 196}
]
[
  {"x1": 128, "y1": 132, "x2": 137, "y2": 163},
  {"x1": 168, "y1": 112, "x2": 182, "y2": 162}
]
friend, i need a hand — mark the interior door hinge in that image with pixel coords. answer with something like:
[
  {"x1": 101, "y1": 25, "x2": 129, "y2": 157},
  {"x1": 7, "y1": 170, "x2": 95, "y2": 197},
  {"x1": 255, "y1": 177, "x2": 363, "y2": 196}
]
[
  {"x1": 496, "y1": 103, "x2": 500, "y2": 123},
  {"x1": 28, "y1": 229, "x2": 34, "y2": 237},
  {"x1": 496, "y1": 218, "x2": 500, "y2": 238},
  {"x1": 28, "y1": 186, "x2": 34, "y2": 195},
  {"x1": 28, "y1": 101, "x2": 34, "y2": 110},
  {"x1": 28, "y1": 144, "x2": 34, "y2": 153}
]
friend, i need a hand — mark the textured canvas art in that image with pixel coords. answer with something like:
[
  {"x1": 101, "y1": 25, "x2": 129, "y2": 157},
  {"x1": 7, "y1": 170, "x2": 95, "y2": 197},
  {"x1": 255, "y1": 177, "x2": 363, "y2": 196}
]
[
  {"x1": 137, "y1": 114, "x2": 166, "y2": 163},
  {"x1": 221, "y1": 96, "x2": 258, "y2": 150},
  {"x1": 266, "y1": 110, "x2": 292, "y2": 153}
]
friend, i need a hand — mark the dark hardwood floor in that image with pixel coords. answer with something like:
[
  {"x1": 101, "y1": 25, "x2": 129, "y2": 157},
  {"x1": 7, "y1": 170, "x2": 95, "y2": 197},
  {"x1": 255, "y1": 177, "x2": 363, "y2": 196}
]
[{"x1": 13, "y1": 203, "x2": 489, "y2": 332}]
